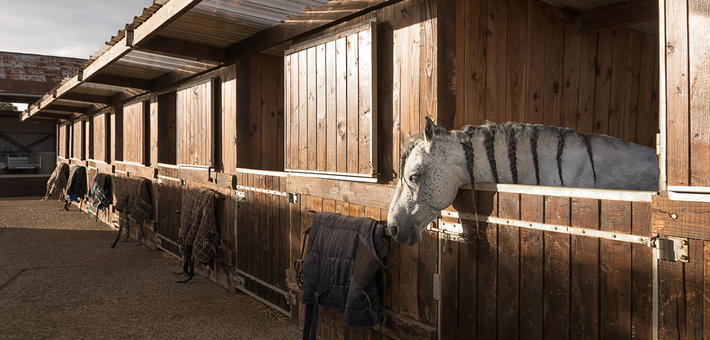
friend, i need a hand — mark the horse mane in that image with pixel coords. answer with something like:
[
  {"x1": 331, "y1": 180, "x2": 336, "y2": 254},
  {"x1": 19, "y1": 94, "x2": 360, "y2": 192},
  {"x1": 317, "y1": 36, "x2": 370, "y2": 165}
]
[{"x1": 399, "y1": 121, "x2": 615, "y2": 184}]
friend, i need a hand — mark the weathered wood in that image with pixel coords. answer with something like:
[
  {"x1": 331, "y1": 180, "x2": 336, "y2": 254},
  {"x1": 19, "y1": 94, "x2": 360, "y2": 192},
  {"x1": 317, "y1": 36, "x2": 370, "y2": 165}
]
[
  {"x1": 542, "y1": 5, "x2": 564, "y2": 127},
  {"x1": 688, "y1": 0, "x2": 710, "y2": 186},
  {"x1": 519, "y1": 193, "x2": 544, "y2": 340},
  {"x1": 600, "y1": 200, "x2": 632, "y2": 339},
  {"x1": 652, "y1": 195, "x2": 710, "y2": 241},
  {"x1": 570, "y1": 198, "x2": 600, "y2": 340},
  {"x1": 525, "y1": 0, "x2": 547, "y2": 125},
  {"x1": 123, "y1": 101, "x2": 144, "y2": 164},
  {"x1": 476, "y1": 190, "x2": 498, "y2": 339},
  {"x1": 665, "y1": 0, "x2": 690, "y2": 186},
  {"x1": 176, "y1": 79, "x2": 212, "y2": 167},
  {"x1": 631, "y1": 202, "x2": 653, "y2": 340},
  {"x1": 307, "y1": 47, "x2": 317, "y2": 172},
  {"x1": 497, "y1": 192, "x2": 520, "y2": 339},
  {"x1": 286, "y1": 175, "x2": 394, "y2": 209},
  {"x1": 575, "y1": 0, "x2": 658, "y2": 34},
  {"x1": 61, "y1": 93, "x2": 112, "y2": 104},
  {"x1": 593, "y1": 29, "x2": 614, "y2": 135},
  {"x1": 543, "y1": 196, "x2": 571, "y2": 340}
]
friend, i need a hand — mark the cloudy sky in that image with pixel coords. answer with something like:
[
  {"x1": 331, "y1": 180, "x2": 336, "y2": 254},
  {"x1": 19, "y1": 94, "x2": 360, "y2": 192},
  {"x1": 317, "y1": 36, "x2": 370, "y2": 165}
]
[{"x1": 0, "y1": 0, "x2": 154, "y2": 59}]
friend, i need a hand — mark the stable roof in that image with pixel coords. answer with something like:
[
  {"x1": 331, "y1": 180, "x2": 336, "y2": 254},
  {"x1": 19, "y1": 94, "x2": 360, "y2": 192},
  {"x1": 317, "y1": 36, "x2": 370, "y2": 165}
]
[{"x1": 21, "y1": 0, "x2": 393, "y2": 122}]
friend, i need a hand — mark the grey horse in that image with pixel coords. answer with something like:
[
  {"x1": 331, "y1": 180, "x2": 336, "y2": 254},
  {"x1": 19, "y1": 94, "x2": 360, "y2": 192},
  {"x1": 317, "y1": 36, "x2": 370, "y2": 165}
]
[{"x1": 386, "y1": 117, "x2": 659, "y2": 246}]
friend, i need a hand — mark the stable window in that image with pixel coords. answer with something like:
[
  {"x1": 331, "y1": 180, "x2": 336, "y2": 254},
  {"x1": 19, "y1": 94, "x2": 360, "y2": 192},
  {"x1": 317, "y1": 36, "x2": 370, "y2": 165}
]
[
  {"x1": 92, "y1": 112, "x2": 108, "y2": 162},
  {"x1": 71, "y1": 120, "x2": 84, "y2": 160},
  {"x1": 58, "y1": 124, "x2": 69, "y2": 159},
  {"x1": 122, "y1": 100, "x2": 149, "y2": 165},
  {"x1": 176, "y1": 78, "x2": 213, "y2": 167},
  {"x1": 284, "y1": 19, "x2": 377, "y2": 180}
]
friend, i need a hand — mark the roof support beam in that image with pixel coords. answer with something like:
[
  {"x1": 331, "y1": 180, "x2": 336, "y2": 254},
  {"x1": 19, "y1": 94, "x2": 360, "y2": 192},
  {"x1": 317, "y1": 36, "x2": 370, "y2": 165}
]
[
  {"x1": 224, "y1": 0, "x2": 401, "y2": 63},
  {"x1": 60, "y1": 93, "x2": 112, "y2": 104},
  {"x1": 43, "y1": 104, "x2": 89, "y2": 114},
  {"x1": 574, "y1": 0, "x2": 658, "y2": 34},
  {"x1": 33, "y1": 112, "x2": 70, "y2": 120},
  {"x1": 85, "y1": 73, "x2": 152, "y2": 90},
  {"x1": 137, "y1": 35, "x2": 226, "y2": 62},
  {"x1": 22, "y1": 0, "x2": 202, "y2": 121}
]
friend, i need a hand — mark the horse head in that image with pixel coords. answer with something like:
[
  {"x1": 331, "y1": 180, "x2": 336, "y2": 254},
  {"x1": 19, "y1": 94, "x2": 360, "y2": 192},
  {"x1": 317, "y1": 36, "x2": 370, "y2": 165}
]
[{"x1": 387, "y1": 118, "x2": 470, "y2": 246}]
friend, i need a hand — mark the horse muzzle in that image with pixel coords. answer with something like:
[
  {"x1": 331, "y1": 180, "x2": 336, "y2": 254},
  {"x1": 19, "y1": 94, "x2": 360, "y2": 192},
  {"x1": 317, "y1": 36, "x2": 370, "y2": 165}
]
[{"x1": 387, "y1": 222, "x2": 421, "y2": 246}]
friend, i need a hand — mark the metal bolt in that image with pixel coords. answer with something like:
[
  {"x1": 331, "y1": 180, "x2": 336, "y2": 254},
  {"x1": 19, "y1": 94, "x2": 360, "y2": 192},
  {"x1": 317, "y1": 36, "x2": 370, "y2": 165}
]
[
  {"x1": 671, "y1": 213, "x2": 678, "y2": 219},
  {"x1": 680, "y1": 255, "x2": 689, "y2": 261},
  {"x1": 682, "y1": 240, "x2": 689, "y2": 246},
  {"x1": 612, "y1": 234, "x2": 617, "y2": 238}
]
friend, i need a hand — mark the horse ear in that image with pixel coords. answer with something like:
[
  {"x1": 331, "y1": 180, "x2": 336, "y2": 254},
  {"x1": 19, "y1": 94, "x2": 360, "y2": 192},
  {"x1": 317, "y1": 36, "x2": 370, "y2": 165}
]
[{"x1": 424, "y1": 117, "x2": 436, "y2": 145}]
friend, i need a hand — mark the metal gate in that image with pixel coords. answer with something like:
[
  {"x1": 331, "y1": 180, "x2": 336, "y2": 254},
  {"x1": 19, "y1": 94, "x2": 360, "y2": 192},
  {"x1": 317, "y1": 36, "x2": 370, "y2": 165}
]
[{"x1": 434, "y1": 183, "x2": 678, "y2": 339}]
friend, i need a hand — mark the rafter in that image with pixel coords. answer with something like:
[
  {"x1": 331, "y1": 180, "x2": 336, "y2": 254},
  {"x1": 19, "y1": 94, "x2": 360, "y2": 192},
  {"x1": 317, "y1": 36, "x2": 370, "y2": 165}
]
[
  {"x1": 137, "y1": 35, "x2": 226, "y2": 62},
  {"x1": 575, "y1": 0, "x2": 657, "y2": 34},
  {"x1": 85, "y1": 73, "x2": 152, "y2": 90}
]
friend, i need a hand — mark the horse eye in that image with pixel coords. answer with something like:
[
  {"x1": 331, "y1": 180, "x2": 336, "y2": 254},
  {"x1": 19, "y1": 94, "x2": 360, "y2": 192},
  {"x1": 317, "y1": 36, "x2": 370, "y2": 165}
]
[{"x1": 409, "y1": 174, "x2": 420, "y2": 183}]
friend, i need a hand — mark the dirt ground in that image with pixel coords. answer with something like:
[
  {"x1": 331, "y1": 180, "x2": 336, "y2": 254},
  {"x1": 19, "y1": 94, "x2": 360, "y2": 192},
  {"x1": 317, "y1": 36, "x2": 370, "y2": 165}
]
[{"x1": 0, "y1": 197, "x2": 301, "y2": 340}]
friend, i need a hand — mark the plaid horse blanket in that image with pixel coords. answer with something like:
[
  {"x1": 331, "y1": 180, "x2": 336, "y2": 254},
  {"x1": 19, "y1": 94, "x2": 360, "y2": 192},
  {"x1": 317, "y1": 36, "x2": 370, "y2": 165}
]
[
  {"x1": 115, "y1": 177, "x2": 152, "y2": 224},
  {"x1": 42, "y1": 163, "x2": 69, "y2": 201},
  {"x1": 178, "y1": 187, "x2": 221, "y2": 265}
]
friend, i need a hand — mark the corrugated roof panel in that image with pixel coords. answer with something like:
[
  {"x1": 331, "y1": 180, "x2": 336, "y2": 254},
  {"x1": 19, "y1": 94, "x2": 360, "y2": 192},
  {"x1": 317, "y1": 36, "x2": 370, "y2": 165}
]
[
  {"x1": 114, "y1": 50, "x2": 193, "y2": 73},
  {"x1": 159, "y1": 11, "x2": 263, "y2": 47},
  {"x1": 192, "y1": 0, "x2": 326, "y2": 27}
]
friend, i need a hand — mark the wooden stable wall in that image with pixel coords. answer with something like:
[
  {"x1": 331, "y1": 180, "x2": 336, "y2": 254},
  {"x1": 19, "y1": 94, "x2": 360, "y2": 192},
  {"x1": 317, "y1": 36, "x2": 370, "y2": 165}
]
[
  {"x1": 441, "y1": 188, "x2": 654, "y2": 340},
  {"x1": 453, "y1": 0, "x2": 659, "y2": 148}
]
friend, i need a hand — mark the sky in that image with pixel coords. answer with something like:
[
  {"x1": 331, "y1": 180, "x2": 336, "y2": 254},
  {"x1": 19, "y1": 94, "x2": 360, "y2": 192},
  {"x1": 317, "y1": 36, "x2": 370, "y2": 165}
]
[{"x1": 0, "y1": 0, "x2": 154, "y2": 59}]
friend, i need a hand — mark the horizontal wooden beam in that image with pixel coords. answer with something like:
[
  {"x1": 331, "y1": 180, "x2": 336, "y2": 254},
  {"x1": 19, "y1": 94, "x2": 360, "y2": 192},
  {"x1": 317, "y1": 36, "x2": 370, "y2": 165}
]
[
  {"x1": 652, "y1": 194, "x2": 710, "y2": 241},
  {"x1": 224, "y1": 0, "x2": 400, "y2": 63},
  {"x1": 85, "y1": 73, "x2": 152, "y2": 90},
  {"x1": 575, "y1": 0, "x2": 658, "y2": 34},
  {"x1": 60, "y1": 93, "x2": 112, "y2": 104},
  {"x1": 33, "y1": 112, "x2": 71, "y2": 120},
  {"x1": 137, "y1": 35, "x2": 226, "y2": 62},
  {"x1": 43, "y1": 104, "x2": 88, "y2": 114},
  {"x1": 286, "y1": 175, "x2": 394, "y2": 210}
]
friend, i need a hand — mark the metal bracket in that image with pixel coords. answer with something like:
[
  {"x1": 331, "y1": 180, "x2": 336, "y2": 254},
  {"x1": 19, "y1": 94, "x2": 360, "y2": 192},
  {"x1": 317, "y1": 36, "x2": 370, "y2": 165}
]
[
  {"x1": 433, "y1": 273, "x2": 441, "y2": 301},
  {"x1": 651, "y1": 235, "x2": 690, "y2": 262},
  {"x1": 429, "y1": 217, "x2": 467, "y2": 243},
  {"x1": 287, "y1": 193, "x2": 298, "y2": 204},
  {"x1": 230, "y1": 272, "x2": 246, "y2": 287},
  {"x1": 232, "y1": 191, "x2": 246, "y2": 203}
]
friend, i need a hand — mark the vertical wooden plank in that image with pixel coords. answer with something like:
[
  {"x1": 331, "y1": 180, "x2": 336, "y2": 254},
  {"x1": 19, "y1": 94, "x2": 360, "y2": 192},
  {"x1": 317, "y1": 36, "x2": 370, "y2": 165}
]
[
  {"x1": 542, "y1": 6, "x2": 564, "y2": 127},
  {"x1": 475, "y1": 190, "x2": 498, "y2": 340},
  {"x1": 420, "y1": 0, "x2": 436, "y2": 129},
  {"x1": 704, "y1": 241, "x2": 710, "y2": 339},
  {"x1": 543, "y1": 196, "x2": 570, "y2": 340},
  {"x1": 346, "y1": 34, "x2": 359, "y2": 174},
  {"x1": 358, "y1": 28, "x2": 372, "y2": 175},
  {"x1": 290, "y1": 53, "x2": 300, "y2": 171},
  {"x1": 608, "y1": 28, "x2": 635, "y2": 141},
  {"x1": 307, "y1": 47, "x2": 317, "y2": 172},
  {"x1": 659, "y1": 260, "x2": 683, "y2": 339},
  {"x1": 497, "y1": 192, "x2": 520, "y2": 339},
  {"x1": 277, "y1": 57, "x2": 285, "y2": 171},
  {"x1": 285, "y1": 55, "x2": 290, "y2": 170},
  {"x1": 631, "y1": 202, "x2": 653, "y2": 340},
  {"x1": 250, "y1": 55, "x2": 263, "y2": 169},
  {"x1": 325, "y1": 40, "x2": 338, "y2": 173},
  {"x1": 316, "y1": 44, "x2": 327, "y2": 172},
  {"x1": 665, "y1": 0, "x2": 690, "y2": 186},
  {"x1": 561, "y1": 11, "x2": 580, "y2": 130},
  {"x1": 520, "y1": 193, "x2": 544, "y2": 340},
  {"x1": 454, "y1": 0, "x2": 465, "y2": 129},
  {"x1": 464, "y1": 0, "x2": 487, "y2": 125},
  {"x1": 685, "y1": 239, "x2": 704, "y2": 339},
  {"x1": 636, "y1": 34, "x2": 659, "y2": 148},
  {"x1": 264, "y1": 176, "x2": 275, "y2": 305},
  {"x1": 486, "y1": 0, "x2": 507, "y2": 124},
  {"x1": 262, "y1": 56, "x2": 279, "y2": 171},
  {"x1": 336, "y1": 37, "x2": 348, "y2": 174},
  {"x1": 525, "y1": 0, "x2": 547, "y2": 124},
  {"x1": 298, "y1": 49, "x2": 308, "y2": 171},
  {"x1": 688, "y1": 0, "x2": 710, "y2": 186},
  {"x1": 600, "y1": 200, "x2": 632, "y2": 339},
  {"x1": 570, "y1": 198, "x2": 599, "y2": 340},
  {"x1": 593, "y1": 30, "x2": 614, "y2": 136},
  {"x1": 576, "y1": 32, "x2": 598, "y2": 134},
  {"x1": 506, "y1": 0, "x2": 528, "y2": 124}
]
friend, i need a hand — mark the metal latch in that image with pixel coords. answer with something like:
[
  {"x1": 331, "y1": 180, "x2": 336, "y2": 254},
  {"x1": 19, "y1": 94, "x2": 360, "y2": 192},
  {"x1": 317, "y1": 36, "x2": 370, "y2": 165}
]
[
  {"x1": 429, "y1": 217, "x2": 467, "y2": 243},
  {"x1": 650, "y1": 235, "x2": 689, "y2": 262},
  {"x1": 287, "y1": 193, "x2": 298, "y2": 204},
  {"x1": 433, "y1": 273, "x2": 440, "y2": 301}
]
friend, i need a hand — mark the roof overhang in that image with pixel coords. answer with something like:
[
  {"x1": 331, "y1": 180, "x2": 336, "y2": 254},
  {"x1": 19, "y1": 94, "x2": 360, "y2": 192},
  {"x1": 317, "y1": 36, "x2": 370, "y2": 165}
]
[{"x1": 22, "y1": 0, "x2": 400, "y2": 122}]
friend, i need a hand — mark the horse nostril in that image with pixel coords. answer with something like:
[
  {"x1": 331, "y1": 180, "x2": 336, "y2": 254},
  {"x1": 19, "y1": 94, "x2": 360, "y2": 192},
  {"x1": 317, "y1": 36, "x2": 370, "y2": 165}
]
[{"x1": 388, "y1": 225, "x2": 399, "y2": 237}]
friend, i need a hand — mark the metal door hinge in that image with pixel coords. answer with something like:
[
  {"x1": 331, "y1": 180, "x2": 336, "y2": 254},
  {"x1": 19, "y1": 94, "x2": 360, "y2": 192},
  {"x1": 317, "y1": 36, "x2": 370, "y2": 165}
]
[
  {"x1": 650, "y1": 235, "x2": 690, "y2": 262},
  {"x1": 287, "y1": 193, "x2": 298, "y2": 204},
  {"x1": 232, "y1": 191, "x2": 246, "y2": 203}
]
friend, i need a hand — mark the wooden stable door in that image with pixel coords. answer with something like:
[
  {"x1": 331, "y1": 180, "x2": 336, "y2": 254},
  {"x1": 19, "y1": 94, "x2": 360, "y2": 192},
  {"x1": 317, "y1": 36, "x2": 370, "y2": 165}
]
[
  {"x1": 233, "y1": 171, "x2": 291, "y2": 315},
  {"x1": 438, "y1": 186, "x2": 657, "y2": 340}
]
